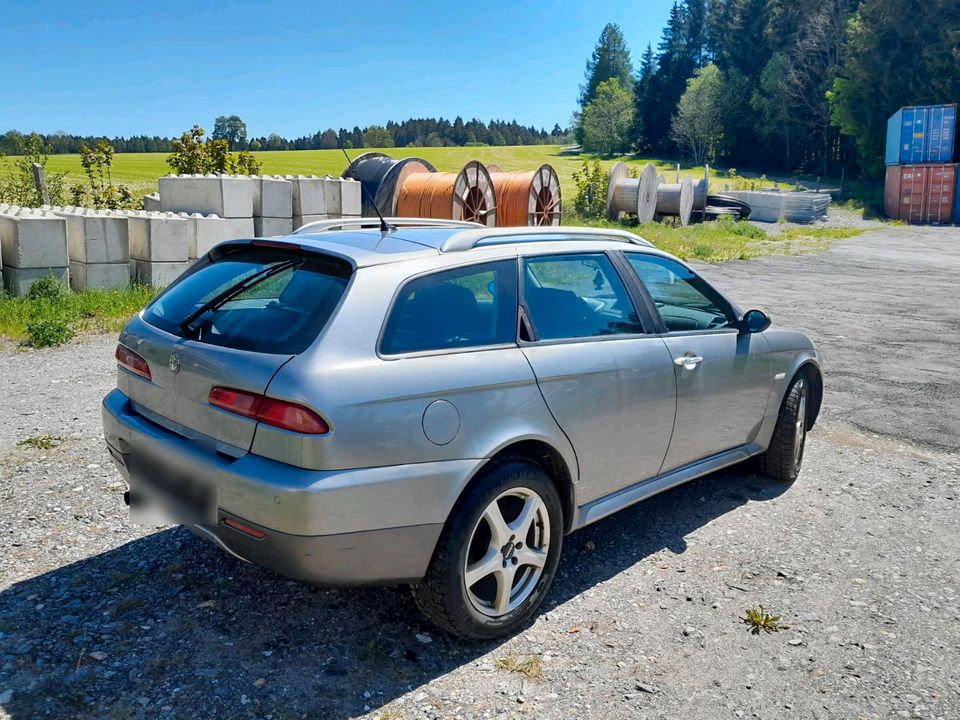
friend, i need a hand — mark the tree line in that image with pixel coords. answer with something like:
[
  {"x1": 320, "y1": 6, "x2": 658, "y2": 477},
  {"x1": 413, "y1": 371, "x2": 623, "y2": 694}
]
[
  {"x1": 576, "y1": 0, "x2": 960, "y2": 177},
  {"x1": 0, "y1": 116, "x2": 569, "y2": 156}
]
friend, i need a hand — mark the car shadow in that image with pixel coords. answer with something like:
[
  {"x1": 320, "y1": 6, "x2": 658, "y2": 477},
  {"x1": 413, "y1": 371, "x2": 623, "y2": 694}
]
[{"x1": 0, "y1": 466, "x2": 788, "y2": 718}]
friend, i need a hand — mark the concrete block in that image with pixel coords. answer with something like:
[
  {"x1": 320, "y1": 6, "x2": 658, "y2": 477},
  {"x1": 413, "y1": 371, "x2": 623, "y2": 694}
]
[
  {"x1": 254, "y1": 217, "x2": 294, "y2": 237},
  {"x1": 322, "y1": 177, "x2": 342, "y2": 217},
  {"x1": 286, "y1": 175, "x2": 326, "y2": 216},
  {"x1": 143, "y1": 193, "x2": 161, "y2": 212},
  {"x1": 253, "y1": 176, "x2": 293, "y2": 218},
  {"x1": 57, "y1": 209, "x2": 130, "y2": 264},
  {"x1": 128, "y1": 212, "x2": 189, "y2": 262},
  {"x1": 341, "y1": 177, "x2": 362, "y2": 216},
  {"x1": 293, "y1": 214, "x2": 329, "y2": 231},
  {"x1": 69, "y1": 262, "x2": 129, "y2": 291},
  {"x1": 0, "y1": 210, "x2": 69, "y2": 268},
  {"x1": 2, "y1": 266, "x2": 69, "y2": 297},
  {"x1": 158, "y1": 174, "x2": 254, "y2": 217},
  {"x1": 132, "y1": 259, "x2": 189, "y2": 288}
]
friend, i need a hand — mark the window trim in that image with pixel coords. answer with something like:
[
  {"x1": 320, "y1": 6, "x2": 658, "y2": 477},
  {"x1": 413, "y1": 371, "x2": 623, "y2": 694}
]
[
  {"x1": 619, "y1": 251, "x2": 742, "y2": 336},
  {"x1": 376, "y1": 258, "x2": 520, "y2": 360},
  {"x1": 517, "y1": 249, "x2": 655, "y2": 347}
]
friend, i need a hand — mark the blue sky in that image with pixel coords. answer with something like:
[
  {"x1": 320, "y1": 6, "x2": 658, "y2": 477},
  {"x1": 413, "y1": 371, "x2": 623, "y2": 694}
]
[{"x1": 1, "y1": 1, "x2": 670, "y2": 138}]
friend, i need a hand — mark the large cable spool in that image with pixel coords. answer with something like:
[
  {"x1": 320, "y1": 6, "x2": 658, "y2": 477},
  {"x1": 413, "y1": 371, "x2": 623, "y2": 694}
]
[
  {"x1": 655, "y1": 176, "x2": 695, "y2": 226},
  {"x1": 489, "y1": 164, "x2": 562, "y2": 226},
  {"x1": 341, "y1": 152, "x2": 438, "y2": 217},
  {"x1": 396, "y1": 160, "x2": 497, "y2": 226},
  {"x1": 606, "y1": 162, "x2": 659, "y2": 221}
]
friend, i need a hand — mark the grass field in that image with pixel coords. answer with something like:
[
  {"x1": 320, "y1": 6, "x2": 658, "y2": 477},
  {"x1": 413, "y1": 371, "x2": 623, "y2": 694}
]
[{"x1": 36, "y1": 145, "x2": 792, "y2": 202}]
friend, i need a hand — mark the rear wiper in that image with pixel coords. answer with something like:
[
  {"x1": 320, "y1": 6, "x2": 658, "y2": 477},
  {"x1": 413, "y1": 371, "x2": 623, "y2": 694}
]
[{"x1": 179, "y1": 259, "x2": 302, "y2": 338}]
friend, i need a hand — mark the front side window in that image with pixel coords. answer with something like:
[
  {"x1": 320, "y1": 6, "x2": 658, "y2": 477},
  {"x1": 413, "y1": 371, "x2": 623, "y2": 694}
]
[
  {"x1": 522, "y1": 253, "x2": 643, "y2": 341},
  {"x1": 625, "y1": 253, "x2": 735, "y2": 332},
  {"x1": 381, "y1": 260, "x2": 518, "y2": 355}
]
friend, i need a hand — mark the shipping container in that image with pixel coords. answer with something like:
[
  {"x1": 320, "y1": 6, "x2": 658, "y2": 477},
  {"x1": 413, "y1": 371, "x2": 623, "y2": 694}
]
[
  {"x1": 884, "y1": 164, "x2": 959, "y2": 224},
  {"x1": 885, "y1": 104, "x2": 957, "y2": 165}
]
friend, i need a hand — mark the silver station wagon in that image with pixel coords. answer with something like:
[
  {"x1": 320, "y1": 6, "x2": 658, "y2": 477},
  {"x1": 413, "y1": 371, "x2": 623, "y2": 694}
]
[{"x1": 102, "y1": 218, "x2": 822, "y2": 639}]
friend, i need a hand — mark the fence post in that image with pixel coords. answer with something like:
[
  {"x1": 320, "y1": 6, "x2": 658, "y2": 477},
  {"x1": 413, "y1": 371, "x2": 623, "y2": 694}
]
[{"x1": 32, "y1": 163, "x2": 50, "y2": 205}]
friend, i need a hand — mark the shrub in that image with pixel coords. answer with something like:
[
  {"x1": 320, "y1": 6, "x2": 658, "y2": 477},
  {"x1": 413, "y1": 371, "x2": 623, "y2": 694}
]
[
  {"x1": 167, "y1": 125, "x2": 261, "y2": 176},
  {"x1": 0, "y1": 132, "x2": 67, "y2": 206},
  {"x1": 26, "y1": 319, "x2": 74, "y2": 347},
  {"x1": 572, "y1": 160, "x2": 609, "y2": 218},
  {"x1": 27, "y1": 274, "x2": 68, "y2": 301}
]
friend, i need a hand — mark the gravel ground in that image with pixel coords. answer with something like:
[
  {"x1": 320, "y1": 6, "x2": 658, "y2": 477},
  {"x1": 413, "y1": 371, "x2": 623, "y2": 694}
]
[{"x1": 1, "y1": 222, "x2": 958, "y2": 720}]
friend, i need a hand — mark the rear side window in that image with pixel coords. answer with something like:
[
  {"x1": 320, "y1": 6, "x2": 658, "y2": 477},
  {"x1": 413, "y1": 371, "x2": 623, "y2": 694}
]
[
  {"x1": 522, "y1": 253, "x2": 643, "y2": 340},
  {"x1": 381, "y1": 260, "x2": 518, "y2": 355},
  {"x1": 142, "y1": 246, "x2": 351, "y2": 354}
]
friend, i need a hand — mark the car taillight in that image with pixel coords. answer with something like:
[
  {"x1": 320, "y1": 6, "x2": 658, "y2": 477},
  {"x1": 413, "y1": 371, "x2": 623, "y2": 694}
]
[
  {"x1": 115, "y1": 344, "x2": 151, "y2": 380},
  {"x1": 208, "y1": 387, "x2": 329, "y2": 434}
]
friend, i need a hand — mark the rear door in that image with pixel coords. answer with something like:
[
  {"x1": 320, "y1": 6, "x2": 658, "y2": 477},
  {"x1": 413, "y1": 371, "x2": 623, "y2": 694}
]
[
  {"x1": 622, "y1": 252, "x2": 771, "y2": 471},
  {"x1": 117, "y1": 244, "x2": 351, "y2": 451},
  {"x1": 518, "y1": 251, "x2": 676, "y2": 503}
]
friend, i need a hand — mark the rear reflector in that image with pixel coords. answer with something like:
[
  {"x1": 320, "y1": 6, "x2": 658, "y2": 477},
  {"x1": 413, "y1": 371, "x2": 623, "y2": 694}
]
[
  {"x1": 208, "y1": 387, "x2": 329, "y2": 434},
  {"x1": 115, "y1": 344, "x2": 151, "y2": 380},
  {"x1": 222, "y1": 517, "x2": 266, "y2": 539}
]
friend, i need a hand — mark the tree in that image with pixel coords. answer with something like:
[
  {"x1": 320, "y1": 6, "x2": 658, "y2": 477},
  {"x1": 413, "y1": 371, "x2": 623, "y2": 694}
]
[
  {"x1": 671, "y1": 64, "x2": 724, "y2": 163},
  {"x1": 361, "y1": 125, "x2": 394, "y2": 148},
  {"x1": 319, "y1": 129, "x2": 339, "y2": 149},
  {"x1": 631, "y1": 44, "x2": 657, "y2": 150},
  {"x1": 212, "y1": 115, "x2": 248, "y2": 150},
  {"x1": 581, "y1": 78, "x2": 635, "y2": 156},
  {"x1": 579, "y1": 23, "x2": 634, "y2": 109},
  {"x1": 831, "y1": 0, "x2": 960, "y2": 175}
]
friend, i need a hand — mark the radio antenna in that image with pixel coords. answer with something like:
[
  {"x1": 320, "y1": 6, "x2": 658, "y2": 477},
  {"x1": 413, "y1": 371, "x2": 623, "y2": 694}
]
[{"x1": 335, "y1": 134, "x2": 394, "y2": 234}]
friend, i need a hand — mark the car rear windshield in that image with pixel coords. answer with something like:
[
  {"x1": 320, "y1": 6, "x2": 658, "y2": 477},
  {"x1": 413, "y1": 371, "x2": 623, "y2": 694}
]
[{"x1": 142, "y1": 245, "x2": 351, "y2": 354}]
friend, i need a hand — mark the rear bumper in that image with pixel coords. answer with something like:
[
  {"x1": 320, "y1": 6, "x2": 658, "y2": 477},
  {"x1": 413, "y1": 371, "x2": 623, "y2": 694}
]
[{"x1": 101, "y1": 389, "x2": 477, "y2": 584}]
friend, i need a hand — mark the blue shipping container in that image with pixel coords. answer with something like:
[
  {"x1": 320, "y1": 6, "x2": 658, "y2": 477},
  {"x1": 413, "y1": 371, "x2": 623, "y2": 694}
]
[{"x1": 885, "y1": 104, "x2": 957, "y2": 165}]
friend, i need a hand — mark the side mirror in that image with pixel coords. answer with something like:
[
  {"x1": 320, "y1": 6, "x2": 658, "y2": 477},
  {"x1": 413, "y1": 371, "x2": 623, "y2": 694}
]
[{"x1": 740, "y1": 309, "x2": 771, "y2": 334}]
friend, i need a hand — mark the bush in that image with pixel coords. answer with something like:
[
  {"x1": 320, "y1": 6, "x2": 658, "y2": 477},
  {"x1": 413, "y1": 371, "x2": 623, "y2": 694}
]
[
  {"x1": 572, "y1": 160, "x2": 609, "y2": 218},
  {"x1": 168, "y1": 125, "x2": 261, "y2": 176},
  {"x1": 27, "y1": 274, "x2": 68, "y2": 301},
  {"x1": 26, "y1": 319, "x2": 74, "y2": 348}
]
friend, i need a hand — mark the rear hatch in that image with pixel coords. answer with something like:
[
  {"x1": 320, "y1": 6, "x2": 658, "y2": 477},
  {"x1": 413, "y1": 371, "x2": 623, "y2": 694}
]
[{"x1": 116, "y1": 242, "x2": 351, "y2": 451}]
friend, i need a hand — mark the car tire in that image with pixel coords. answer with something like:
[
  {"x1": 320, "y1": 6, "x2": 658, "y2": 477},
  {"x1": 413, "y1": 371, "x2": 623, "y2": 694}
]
[
  {"x1": 411, "y1": 458, "x2": 563, "y2": 640},
  {"x1": 758, "y1": 373, "x2": 809, "y2": 482}
]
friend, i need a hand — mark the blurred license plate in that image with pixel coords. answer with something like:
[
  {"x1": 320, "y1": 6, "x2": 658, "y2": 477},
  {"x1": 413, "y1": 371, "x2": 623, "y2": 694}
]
[{"x1": 127, "y1": 444, "x2": 217, "y2": 526}]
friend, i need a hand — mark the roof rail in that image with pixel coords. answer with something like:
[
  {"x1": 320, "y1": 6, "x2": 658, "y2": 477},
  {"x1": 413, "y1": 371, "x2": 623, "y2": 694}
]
[
  {"x1": 293, "y1": 217, "x2": 484, "y2": 234},
  {"x1": 439, "y1": 226, "x2": 654, "y2": 253}
]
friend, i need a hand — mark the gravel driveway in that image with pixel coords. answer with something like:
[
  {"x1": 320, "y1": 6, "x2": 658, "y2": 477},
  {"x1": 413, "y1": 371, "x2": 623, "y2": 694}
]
[{"x1": 1, "y1": 224, "x2": 958, "y2": 720}]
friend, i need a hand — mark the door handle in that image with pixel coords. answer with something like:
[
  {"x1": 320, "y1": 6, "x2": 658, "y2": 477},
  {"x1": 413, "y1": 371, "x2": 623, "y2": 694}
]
[{"x1": 674, "y1": 355, "x2": 704, "y2": 369}]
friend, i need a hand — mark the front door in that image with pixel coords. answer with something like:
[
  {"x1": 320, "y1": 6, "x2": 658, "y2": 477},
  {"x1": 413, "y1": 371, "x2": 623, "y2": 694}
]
[
  {"x1": 519, "y1": 251, "x2": 677, "y2": 503},
  {"x1": 623, "y1": 252, "x2": 771, "y2": 471}
]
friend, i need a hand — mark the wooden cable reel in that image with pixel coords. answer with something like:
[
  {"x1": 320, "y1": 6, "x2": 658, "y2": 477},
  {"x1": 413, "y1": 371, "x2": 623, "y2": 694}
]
[
  {"x1": 395, "y1": 160, "x2": 497, "y2": 226},
  {"x1": 341, "y1": 152, "x2": 438, "y2": 217},
  {"x1": 655, "y1": 175, "x2": 695, "y2": 226},
  {"x1": 489, "y1": 164, "x2": 562, "y2": 226},
  {"x1": 606, "y1": 162, "x2": 659, "y2": 222}
]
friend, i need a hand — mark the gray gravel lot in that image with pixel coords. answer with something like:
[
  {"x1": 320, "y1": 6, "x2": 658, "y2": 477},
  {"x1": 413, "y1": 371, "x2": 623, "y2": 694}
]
[{"x1": 1, "y1": 223, "x2": 958, "y2": 720}]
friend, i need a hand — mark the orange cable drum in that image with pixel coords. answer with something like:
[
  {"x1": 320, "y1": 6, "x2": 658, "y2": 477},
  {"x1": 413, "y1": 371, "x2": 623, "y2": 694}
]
[
  {"x1": 489, "y1": 164, "x2": 562, "y2": 226},
  {"x1": 396, "y1": 160, "x2": 497, "y2": 226}
]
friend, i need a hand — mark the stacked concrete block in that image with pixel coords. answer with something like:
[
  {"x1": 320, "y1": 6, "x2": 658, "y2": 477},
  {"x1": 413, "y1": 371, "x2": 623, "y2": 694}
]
[
  {"x1": 286, "y1": 175, "x2": 363, "y2": 230},
  {"x1": 53, "y1": 208, "x2": 131, "y2": 290},
  {"x1": 143, "y1": 193, "x2": 161, "y2": 212},
  {"x1": 158, "y1": 174, "x2": 255, "y2": 217},
  {"x1": 181, "y1": 213, "x2": 253, "y2": 260},
  {"x1": 0, "y1": 208, "x2": 70, "y2": 296},
  {"x1": 127, "y1": 211, "x2": 190, "y2": 287},
  {"x1": 253, "y1": 176, "x2": 293, "y2": 237}
]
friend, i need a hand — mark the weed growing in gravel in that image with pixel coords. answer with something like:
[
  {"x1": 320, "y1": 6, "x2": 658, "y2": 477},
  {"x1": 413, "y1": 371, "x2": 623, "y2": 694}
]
[
  {"x1": 17, "y1": 434, "x2": 64, "y2": 450},
  {"x1": 741, "y1": 604, "x2": 790, "y2": 634},
  {"x1": 494, "y1": 652, "x2": 544, "y2": 679},
  {"x1": 357, "y1": 639, "x2": 388, "y2": 664}
]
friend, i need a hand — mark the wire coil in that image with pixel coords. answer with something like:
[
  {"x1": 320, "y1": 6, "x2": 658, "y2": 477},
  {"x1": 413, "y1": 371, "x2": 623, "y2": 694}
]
[
  {"x1": 489, "y1": 164, "x2": 562, "y2": 226},
  {"x1": 341, "y1": 152, "x2": 437, "y2": 217},
  {"x1": 396, "y1": 161, "x2": 497, "y2": 226}
]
